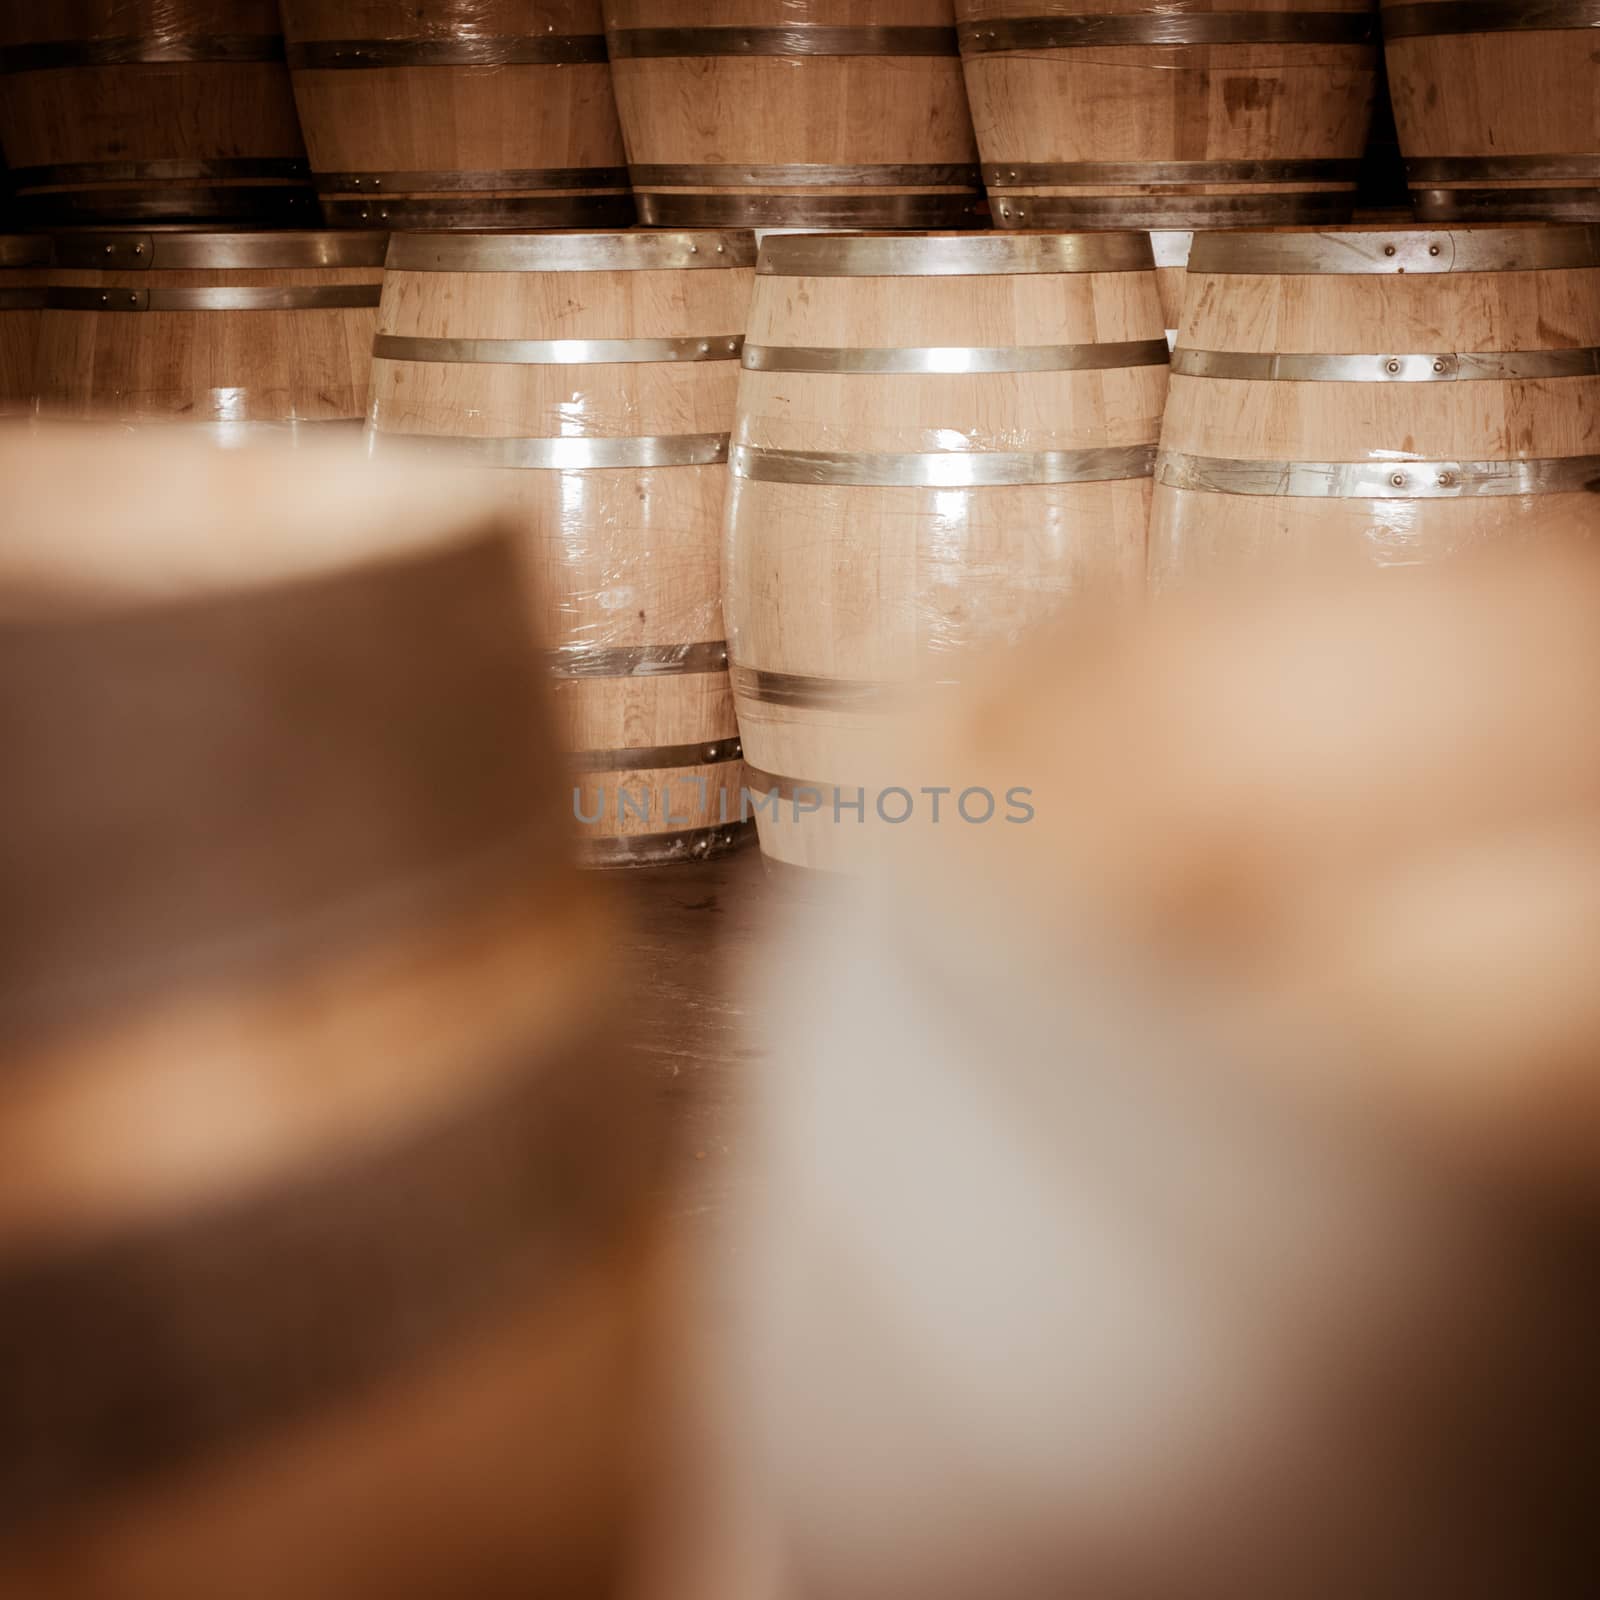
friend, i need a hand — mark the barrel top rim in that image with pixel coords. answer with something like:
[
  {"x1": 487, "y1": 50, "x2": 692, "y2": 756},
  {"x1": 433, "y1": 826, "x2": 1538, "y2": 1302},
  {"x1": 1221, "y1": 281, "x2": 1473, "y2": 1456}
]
[
  {"x1": 384, "y1": 229, "x2": 758, "y2": 271},
  {"x1": 757, "y1": 230, "x2": 1157, "y2": 276},
  {"x1": 1189, "y1": 223, "x2": 1600, "y2": 274}
]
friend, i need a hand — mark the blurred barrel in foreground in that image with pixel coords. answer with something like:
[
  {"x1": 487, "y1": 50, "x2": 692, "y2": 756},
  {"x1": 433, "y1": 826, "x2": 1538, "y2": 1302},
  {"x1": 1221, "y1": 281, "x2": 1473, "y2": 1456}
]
[
  {"x1": 607, "y1": 0, "x2": 984, "y2": 229},
  {"x1": 0, "y1": 2, "x2": 313, "y2": 226},
  {"x1": 959, "y1": 0, "x2": 1378, "y2": 230},
  {"x1": 370, "y1": 229, "x2": 755, "y2": 866},
  {"x1": 729, "y1": 549, "x2": 1600, "y2": 1600},
  {"x1": 280, "y1": 1, "x2": 634, "y2": 229},
  {"x1": 1384, "y1": 0, "x2": 1600, "y2": 222},
  {"x1": 726, "y1": 230, "x2": 1166, "y2": 874},
  {"x1": 1151, "y1": 225, "x2": 1600, "y2": 583},
  {"x1": 30, "y1": 230, "x2": 385, "y2": 438},
  {"x1": 0, "y1": 233, "x2": 50, "y2": 417},
  {"x1": 0, "y1": 427, "x2": 663, "y2": 1598}
]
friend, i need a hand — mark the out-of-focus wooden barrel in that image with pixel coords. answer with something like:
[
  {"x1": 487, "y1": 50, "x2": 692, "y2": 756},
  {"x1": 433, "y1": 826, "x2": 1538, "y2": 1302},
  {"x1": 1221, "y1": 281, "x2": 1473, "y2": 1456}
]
[
  {"x1": 958, "y1": 0, "x2": 1379, "y2": 230},
  {"x1": 606, "y1": 0, "x2": 984, "y2": 229},
  {"x1": 0, "y1": 2, "x2": 313, "y2": 226},
  {"x1": 30, "y1": 230, "x2": 384, "y2": 438},
  {"x1": 369, "y1": 230, "x2": 756, "y2": 867},
  {"x1": 0, "y1": 234, "x2": 49, "y2": 417},
  {"x1": 1150, "y1": 224, "x2": 1600, "y2": 585},
  {"x1": 280, "y1": 1, "x2": 634, "y2": 229},
  {"x1": 726, "y1": 230, "x2": 1166, "y2": 874},
  {"x1": 1383, "y1": 0, "x2": 1600, "y2": 222},
  {"x1": 0, "y1": 426, "x2": 664, "y2": 1598}
]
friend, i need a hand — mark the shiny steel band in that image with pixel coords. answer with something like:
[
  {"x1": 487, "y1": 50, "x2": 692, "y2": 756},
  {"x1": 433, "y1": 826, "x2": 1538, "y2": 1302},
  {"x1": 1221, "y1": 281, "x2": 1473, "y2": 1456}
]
[
  {"x1": 730, "y1": 664, "x2": 935, "y2": 712},
  {"x1": 1188, "y1": 225, "x2": 1600, "y2": 274},
  {"x1": 759, "y1": 230, "x2": 1153, "y2": 277},
  {"x1": 732, "y1": 442, "x2": 1156, "y2": 488},
  {"x1": 314, "y1": 166, "x2": 630, "y2": 193},
  {"x1": 8, "y1": 157, "x2": 310, "y2": 188},
  {"x1": 986, "y1": 158, "x2": 1361, "y2": 186},
  {"x1": 1406, "y1": 155, "x2": 1600, "y2": 182},
  {"x1": 742, "y1": 339, "x2": 1170, "y2": 374},
  {"x1": 374, "y1": 432, "x2": 730, "y2": 470},
  {"x1": 1414, "y1": 188, "x2": 1600, "y2": 222},
  {"x1": 385, "y1": 231, "x2": 755, "y2": 273},
  {"x1": 548, "y1": 641, "x2": 730, "y2": 679},
  {"x1": 1172, "y1": 347, "x2": 1600, "y2": 381},
  {"x1": 1382, "y1": 2, "x2": 1600, "y2": 38},
  {"x1": 0, "y1": 34, "x2": 284, "y2": 71},
  {"x1": 286, "y1": 36, "x2": 607, "y2": 68},
  {"x1": 994, "y1": 192, "x2": 1354, "y2": 227},
  {"x1": 374, "y1": 333, "x2": 743, "y2": 365},
  {"x1": 568, "y1": 737, "x2": 742, "y2": 773},
  {"x1": 958, "y1": 11, "x2": 1375, "y2": 50},
  {"x1": 320, "y1": 194, "x2": 636, "y2": 228},
  {"x1": 606, "y1": 25, "x2": 958, "y2": 57},
  {"x1": 48, "y1": 230, "x2": 387, "y2": 270},
  {"x1": 1157, "y1": 451, "x2": 1600, "y2": 498},
  {"x1": 14, "y1": 185, "x2": 315, "y2": 226},
  {"x1": 40, "y1": 285, "x2": 381, "y2": 312},
  {"x1": 631, "y1": 162, "x2": 981, "y2": 188},
  {"x1": 578, "y1": 821, "x2": 753, "y2": 868},
  {"x1": 636, "y1": 192, "x2": 986, "y2": 228}
]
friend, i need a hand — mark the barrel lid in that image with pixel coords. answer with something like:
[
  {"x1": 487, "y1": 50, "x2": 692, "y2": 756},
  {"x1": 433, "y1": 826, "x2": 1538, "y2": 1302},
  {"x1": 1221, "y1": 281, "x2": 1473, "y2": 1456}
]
[
  {"x1": 42, "y1": 230, "x2": 389, "y2": 271},
  {"x1": 757, "y1": 231, "x2": 1156, "y2": 277},
  {"x1": 1189, "y1": 225, "x2": 1600, "y2": 276},
  {"x1": 385, "y1": 230, "x2": 758, "y2": 273}
]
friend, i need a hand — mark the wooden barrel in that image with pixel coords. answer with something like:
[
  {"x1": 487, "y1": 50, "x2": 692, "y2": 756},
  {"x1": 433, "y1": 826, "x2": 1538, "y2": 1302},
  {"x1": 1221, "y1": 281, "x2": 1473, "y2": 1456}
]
[
  {"x1": 957, "y1": 0, "x2": 1379, "y2": 230},
  {"x1": 1383, "y1": 0, "x2": 1600, "y2": 222},
  {"x1": 0, "y1": 425, "x2": 663, "y2": 1597},
  {"x1": 606, "y1": 0, "x2": 985, "y2": 229},
  {"x1": 726, "y1": 230, "x2": 1167, "y2": 875},
  {"x1": 30, "y1": 230, "x2": 384, "y2": 439},
  {"x1": 0, "y1": 2, "x2": 313, "y2": 226},
  {"x1": 369, "y1": 230, "x2": 756, "y2": 867},
  {"x1": 1149, "y1": 225, "x2": 1600, "y2": 586},
  {"x1": 280, "y1": 1, "x2": 634, "y2": 229},
  {"x1": 0, "y1": 233, "x2": 49, "y2": 417}
]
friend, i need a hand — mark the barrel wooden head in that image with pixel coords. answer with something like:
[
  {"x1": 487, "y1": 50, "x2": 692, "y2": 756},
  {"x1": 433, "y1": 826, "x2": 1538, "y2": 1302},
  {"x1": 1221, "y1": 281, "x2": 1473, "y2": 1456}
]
[
  {"x1": 0, "y1": 1, "x2": 313, "y2": 226},
  {"x1": 0, "y1": 427, "x2": 662, "y2": 1597},
  {"x1": 1151, "y1": 222, "x2": 1600, "y2": 584}
]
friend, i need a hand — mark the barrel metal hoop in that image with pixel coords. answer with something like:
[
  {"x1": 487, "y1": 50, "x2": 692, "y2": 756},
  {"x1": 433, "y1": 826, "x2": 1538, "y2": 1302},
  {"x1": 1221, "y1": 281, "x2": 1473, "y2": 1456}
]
[
  {"x1": 577, "y1": 820, "x2": 754, "y2": 868},
  {"x1": 631, "y1": 162, "x2": 982, "y2": 188},
  {"x1": 286, "y1": 36, "x2": 607, "y2": 68},
  {"x1": 1156, "y1": 450, "x2": 1600, "y2": 497},
  {"x1": 41, "y1": 285, "x2": 382, "y2": 312},
  {"x1": 1406, "y1": 154, "x2": 1600, "y2": 182},
  {"x1": 8, "y1": 157, "x2": 311, "y2": 189},
  {"x1": 319, "y1": 194, "x2": 636, "y2": 228},
  {"x1": 1171, "y1": 347, "x2": 1600, "y2": 381},
  {"x1": 313, "y1": 166, "x2": 630, "y2": 193},
  {"x1": 0, "y1": 289, "x2": 47, "y2": 309},
  {"x1": 985, "y1": 158, "x2": 1362, "y2": 186},
  {"x1": 1382, "y1": 2, "x2": 1600, "y2": 39},
  {"x1": 740, "y1": 766, "x2": 844, "y2": 801},
  {"x1": 568, "y1": 737, "x2": 742, "y2": 773},
  {"x1": 758, "y1": 231, "x2": 1153, "y2": 277},
  {"x1": 372, "y1": 432, "x2": 729, "y2": 471},
  {"x1": 959, "y1": 11, "x2": 1375, "y2": 51},
  {"x1": 731, "y1": 442, "x2": 1156, "y2": 488},
  {"x1": 606, "y1": 25, "x2": 958, "y2": 57},
  {"x1": 636, "y1": 192, "x2": 987, "y2": 228},
  {"x1": 547, "y1": 641, "x2": 730, "y2": 679},
  {"x1": 374, "y1": 333, "x2": 743, "y2": 366},
  {"x1": 14, "y1": 187, "x2": 317, "y2": 226},
  {"x1": 1413, "y1": 188, "x2": 1600, "y2": 222},
  {"x1": 48, "y1": 231, "x2": 387, "y2": 270},
  {"x1": 741, "y1": 339, "x2": 1170, "y2": 374},
  {"x1": 0, "y1": 34, "x2": 285, "y2": 71},
  {"x1": 0, "y1": 236, "x2": 52, "y2": 268},
  {"x1": 383, "y1": 231, "x2": 756, "y2": 272},
  {"x1": 1187, "y1": 225, "x2": 1600, "y2": 273},
  {"x1": 187, "y1": 419, "x2": 365, "y2": 445},
  {"x1": 730, "y1": 664, "x2": 912, "y2": 711},
  {"x1": 995, "y1": 192, "x2": 1354, "y2": 227}
]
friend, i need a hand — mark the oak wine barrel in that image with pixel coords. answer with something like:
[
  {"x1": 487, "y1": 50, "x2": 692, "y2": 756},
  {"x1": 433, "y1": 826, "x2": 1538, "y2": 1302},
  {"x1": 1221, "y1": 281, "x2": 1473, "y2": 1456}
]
[
  {"x1": 0, "y1": 234, "x2": 50, "y2": 418},
  {"x1": 1383, "y1": 0, "x2": 1600, "y2": 222},
  {"x1": 0, "y1": 2, "x2": 313, "y2": 226},
  {"x1": 957, "y1": 0, "x2": 1379, "y2": 230},
  {"x1": 369, "y1": 229, "x2": 756, "y2": 867},
  {"x1": 30, "y1": 230, "x2": 385, "y2": 439},
  {"x1": 726, "y1": 230, "x2": 1167, "y2": 875},
  {"x1": 605, "y1": 0, "x2": 985, "y2": 229},
  {"x1": 1150, "y1": 224, "x2": 1600, "y2": 584},
  {"x1": 0, "y1": 426, "x2": 663, "y2": 1597},
  {"x1": 280, "y1": 1, "x2": 635, "y2": 229}
]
